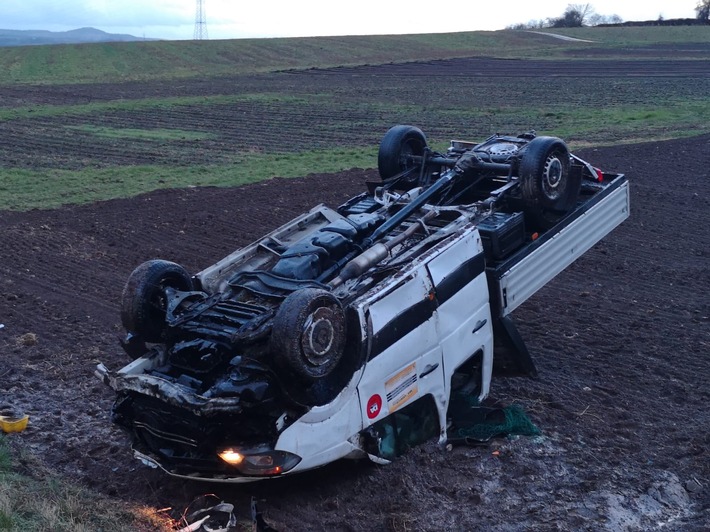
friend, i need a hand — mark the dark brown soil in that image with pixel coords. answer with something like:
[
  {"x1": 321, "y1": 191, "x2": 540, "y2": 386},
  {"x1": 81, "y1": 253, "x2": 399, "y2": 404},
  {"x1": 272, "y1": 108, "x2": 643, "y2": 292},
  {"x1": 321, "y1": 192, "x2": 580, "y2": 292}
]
[{"x1": 1, "y1": 134, "x2": 708, "y2": 530}]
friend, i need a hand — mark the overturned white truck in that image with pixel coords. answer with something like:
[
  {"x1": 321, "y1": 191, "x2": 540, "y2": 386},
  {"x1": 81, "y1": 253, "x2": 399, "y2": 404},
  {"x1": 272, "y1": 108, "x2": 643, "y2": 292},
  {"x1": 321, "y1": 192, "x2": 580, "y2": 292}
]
[{"x1": 97, "y1": 125, "x2": 629, "y2": 482}]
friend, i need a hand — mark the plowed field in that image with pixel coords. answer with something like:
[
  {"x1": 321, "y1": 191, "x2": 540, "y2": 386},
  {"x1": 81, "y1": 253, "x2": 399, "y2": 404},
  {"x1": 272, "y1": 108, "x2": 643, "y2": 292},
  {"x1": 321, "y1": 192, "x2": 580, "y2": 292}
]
[{"x1": 2, "y1": 55, "x2": 709, "y2": 175}]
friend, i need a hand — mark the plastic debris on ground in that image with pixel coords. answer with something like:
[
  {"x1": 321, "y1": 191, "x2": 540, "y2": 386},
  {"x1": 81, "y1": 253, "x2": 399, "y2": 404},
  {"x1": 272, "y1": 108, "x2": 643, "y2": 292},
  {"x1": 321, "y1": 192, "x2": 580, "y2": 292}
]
[
  {"x1": 174, "y1": 495, "x2": 237, "y2": 532},
  {"x1": 446, "y1": 392, "x2": 540, "y2": 445},
  {"x1": 0, "y1": 405, "x2": 29, "y2": 434}
]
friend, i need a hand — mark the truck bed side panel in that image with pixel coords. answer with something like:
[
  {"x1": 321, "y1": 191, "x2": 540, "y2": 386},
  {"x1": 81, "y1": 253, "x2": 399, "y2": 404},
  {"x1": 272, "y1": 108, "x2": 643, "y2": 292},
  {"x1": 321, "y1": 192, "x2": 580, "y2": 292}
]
[{"x1": 492, "y1": 176, "x2": 630, "y2": 317}]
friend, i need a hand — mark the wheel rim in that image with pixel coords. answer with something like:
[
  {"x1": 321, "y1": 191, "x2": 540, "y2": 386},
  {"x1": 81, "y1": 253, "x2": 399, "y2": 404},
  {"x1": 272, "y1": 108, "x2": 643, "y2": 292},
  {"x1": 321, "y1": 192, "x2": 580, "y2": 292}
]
[
  {"x1": 301, "y1": 307, "x2": 338, "y2": 367},
  {"x1": 399, "y1": 141, "x2": 418, "y2": 171},
  {"x1": 149, "y1": 276, "x2": 183, "y2": 317},
  {"x1": 542, "y1": 154, "x2": 564, "y2": 200}
]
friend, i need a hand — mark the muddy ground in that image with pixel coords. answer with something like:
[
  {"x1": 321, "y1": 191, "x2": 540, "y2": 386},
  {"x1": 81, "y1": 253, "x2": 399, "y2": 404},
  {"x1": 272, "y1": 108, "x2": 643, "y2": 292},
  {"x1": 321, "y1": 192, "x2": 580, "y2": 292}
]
[{"x1": 0, "y1": 133, "x2": 708, "y2": 530}]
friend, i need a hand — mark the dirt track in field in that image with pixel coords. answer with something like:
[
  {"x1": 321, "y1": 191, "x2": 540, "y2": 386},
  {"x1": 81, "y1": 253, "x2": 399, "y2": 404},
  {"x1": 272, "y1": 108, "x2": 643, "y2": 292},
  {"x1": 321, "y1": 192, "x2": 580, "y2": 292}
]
[{"x1": 1, "y1": 132, "x2": 708, "y2": 530}]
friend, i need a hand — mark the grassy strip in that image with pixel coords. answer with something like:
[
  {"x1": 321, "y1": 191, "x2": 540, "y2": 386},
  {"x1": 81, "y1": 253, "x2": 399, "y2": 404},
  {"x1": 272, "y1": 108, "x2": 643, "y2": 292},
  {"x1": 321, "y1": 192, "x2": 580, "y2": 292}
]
[
  {"x1": 0, "y1": 34, "x2": 518, "y2": 84},
  {"x1": 3, "y1": 85, "x2": 706, "y2": 135},
  {"x1": 0, "y1": 93, "x2": 307, "y2": 121},
  {"x1": 0, "y1": 147, "x2": 378, "y2": 211},
  {"x1": 4, "y1": 99, "x2": 708, "y2": 151},
  {"x1": 0, "y1": 435, "x2": 166, "y2": 531},
  {"x1": 542, "y1": 25, "x2": 710, "y2": 48},
  {"x1": 64, "y1": 125, "x2": 215, "y2": 142},
  {"x1": 425, "y1": 102, "x2": 710, "y2": 150},
  {"x1": 525, "y1": 102, "x2": 710, "y2": 144}
]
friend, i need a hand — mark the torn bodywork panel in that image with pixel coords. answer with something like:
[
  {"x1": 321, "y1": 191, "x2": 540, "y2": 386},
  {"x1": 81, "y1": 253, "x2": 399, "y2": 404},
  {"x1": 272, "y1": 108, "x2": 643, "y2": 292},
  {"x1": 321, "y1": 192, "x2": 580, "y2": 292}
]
[{"x1": 98, "y1": 125, "x2": 629, "y2": 482}]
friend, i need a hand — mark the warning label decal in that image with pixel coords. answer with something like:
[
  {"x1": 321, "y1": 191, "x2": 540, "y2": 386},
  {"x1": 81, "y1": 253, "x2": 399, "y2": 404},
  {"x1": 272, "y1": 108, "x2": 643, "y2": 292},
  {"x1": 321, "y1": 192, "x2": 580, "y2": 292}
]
[
  {"x1": 385, "y1": 363, "x2": 418, "y2": 412},
  {"x1": 366, "y1": 394, "x2": 383, "y2": 419}
]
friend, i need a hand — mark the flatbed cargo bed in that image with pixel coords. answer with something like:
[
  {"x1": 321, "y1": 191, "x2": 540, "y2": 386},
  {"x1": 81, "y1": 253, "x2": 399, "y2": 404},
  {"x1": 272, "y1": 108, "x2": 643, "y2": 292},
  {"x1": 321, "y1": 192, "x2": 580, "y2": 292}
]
[{"x1": 489, "y1": 172, "x2": 629, "y2": 317}]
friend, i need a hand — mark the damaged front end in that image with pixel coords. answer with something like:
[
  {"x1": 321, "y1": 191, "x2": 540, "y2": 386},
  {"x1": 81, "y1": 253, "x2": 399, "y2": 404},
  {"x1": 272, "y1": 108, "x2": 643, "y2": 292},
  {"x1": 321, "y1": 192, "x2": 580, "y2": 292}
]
[
  {"x1": 98, "y1": 206, "x2": 391, "y2": 481},
  {"x1": 99, "y1": 192, "x2": 473, "y2": 481},
  {"x1": 96, "y1": 342, "x2": 306, "y2": 479}
]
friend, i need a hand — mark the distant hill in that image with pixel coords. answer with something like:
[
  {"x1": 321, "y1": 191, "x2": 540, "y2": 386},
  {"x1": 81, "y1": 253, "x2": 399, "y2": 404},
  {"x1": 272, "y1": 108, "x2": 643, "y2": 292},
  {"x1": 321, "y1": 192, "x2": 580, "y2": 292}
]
[{"x1": 0, "y1": 27, "x2": 156, "y2": 47}]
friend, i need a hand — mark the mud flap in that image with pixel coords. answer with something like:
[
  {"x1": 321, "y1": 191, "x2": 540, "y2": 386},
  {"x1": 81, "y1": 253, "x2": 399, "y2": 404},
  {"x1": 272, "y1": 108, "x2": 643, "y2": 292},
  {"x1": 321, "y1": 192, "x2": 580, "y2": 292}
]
[{"x1": 492, "y1": 315, "x2": 538, "y2": 377}]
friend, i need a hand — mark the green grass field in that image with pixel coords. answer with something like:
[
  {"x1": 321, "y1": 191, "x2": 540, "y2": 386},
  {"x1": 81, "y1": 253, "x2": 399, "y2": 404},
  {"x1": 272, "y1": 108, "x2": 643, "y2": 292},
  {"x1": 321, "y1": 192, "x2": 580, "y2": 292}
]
[
  {"x1": 1, "y1": 26, "x2": 708, "y2": 85},
  {"x1": 0, "y1": 435, "x2": 165, "y2": 531}
]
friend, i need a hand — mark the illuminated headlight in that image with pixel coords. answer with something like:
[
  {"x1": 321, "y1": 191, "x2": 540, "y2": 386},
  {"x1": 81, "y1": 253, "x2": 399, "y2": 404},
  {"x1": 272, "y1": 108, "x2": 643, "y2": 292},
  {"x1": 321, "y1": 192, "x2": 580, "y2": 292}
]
[
  {"x1": 217, "y1": 449, "x2": 244, "y2": 465},
  {"x1": 217, "y1": 448, "x2": 301, "y2": 476}
]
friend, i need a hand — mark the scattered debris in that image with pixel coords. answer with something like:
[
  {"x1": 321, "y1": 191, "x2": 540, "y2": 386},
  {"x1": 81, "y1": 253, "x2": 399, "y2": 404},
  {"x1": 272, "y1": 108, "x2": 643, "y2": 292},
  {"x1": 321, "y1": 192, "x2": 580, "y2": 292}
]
[
  {"x1": 575, "y1": 405, "x2": 602, "y2": 420},
  {"x1": 684, "y1": 478, "x2": 703, "y2": 494},
  {"x1": 16, "y1": 332, "x2": 38, "y2": 347},
  {"x1": 447, "y1": 394, "x2": 540, "y2": 445},
  {"x1": 174, "y1": 495, "x2": 237, "y2": 532}
]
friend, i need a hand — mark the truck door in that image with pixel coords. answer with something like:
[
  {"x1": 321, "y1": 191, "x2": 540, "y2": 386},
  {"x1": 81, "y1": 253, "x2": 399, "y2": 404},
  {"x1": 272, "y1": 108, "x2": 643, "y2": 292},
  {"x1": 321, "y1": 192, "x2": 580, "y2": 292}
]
[
  {"x1": 356, "y1": 265, "x2": 445, "y2": 429},
  {"x1": 426, "y1": 229, "x2": 494, "y2": 401}
]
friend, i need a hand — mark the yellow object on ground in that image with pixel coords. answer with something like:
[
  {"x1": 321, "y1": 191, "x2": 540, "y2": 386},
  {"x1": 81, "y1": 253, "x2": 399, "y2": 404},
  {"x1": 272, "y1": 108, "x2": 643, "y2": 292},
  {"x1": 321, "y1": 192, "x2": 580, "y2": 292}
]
[{"x1": 0, "y1": 409, "x2": 29, "y2": 433}]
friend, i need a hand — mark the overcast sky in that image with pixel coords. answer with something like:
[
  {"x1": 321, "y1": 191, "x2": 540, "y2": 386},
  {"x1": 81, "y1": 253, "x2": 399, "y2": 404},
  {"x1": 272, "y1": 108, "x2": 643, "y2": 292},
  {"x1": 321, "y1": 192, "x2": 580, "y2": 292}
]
[{"x1": 1, "y1": 1, "x2": 701, "y2": 40}]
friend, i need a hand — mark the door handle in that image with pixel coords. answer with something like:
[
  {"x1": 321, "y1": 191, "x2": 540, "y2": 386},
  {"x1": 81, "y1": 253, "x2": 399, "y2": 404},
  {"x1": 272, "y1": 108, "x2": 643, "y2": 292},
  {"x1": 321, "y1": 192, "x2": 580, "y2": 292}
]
[
  {"x1": 419, "y1": 363, "x2": 439, "y2": 378},
  {"x1": 472, "y1": 319, "x2": 488, "y2": 334}
]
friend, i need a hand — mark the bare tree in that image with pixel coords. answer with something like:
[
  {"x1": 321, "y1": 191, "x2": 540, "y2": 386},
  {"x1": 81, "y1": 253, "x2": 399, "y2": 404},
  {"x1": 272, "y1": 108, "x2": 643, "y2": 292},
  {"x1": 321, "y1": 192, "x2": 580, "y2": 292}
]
[
  {"x1": 507, "y1": 3, "x2": 622, "y2": 30},
  {"x1": 572, "y1": 3, "x2": 596, "y2": 23},
  {"x1": 697, "y1": 0, "x2": 710, "y2": 21},
  {"x1": 551, "y1": 3, "x2": 596, "y2": 28},
  {"x1": 589, "y1": 13, "x2": 623, "y2": 26}
]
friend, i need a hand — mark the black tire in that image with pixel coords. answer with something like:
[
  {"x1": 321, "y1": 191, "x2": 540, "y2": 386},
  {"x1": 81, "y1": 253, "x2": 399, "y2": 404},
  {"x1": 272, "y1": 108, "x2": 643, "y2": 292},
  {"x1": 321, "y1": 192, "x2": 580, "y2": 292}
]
[
  {"x1": 120, "y1": 260, "x2": 193, "y2": 342},
  {"x1": 519, "y1": 136, "x2": 580, "y2": 228},
  {"x1": 270, "y1": 288, "x2": 346, "y2": 383},
  {"x1": 377, "y1": 125, "x2": 428, "y2": 186}
]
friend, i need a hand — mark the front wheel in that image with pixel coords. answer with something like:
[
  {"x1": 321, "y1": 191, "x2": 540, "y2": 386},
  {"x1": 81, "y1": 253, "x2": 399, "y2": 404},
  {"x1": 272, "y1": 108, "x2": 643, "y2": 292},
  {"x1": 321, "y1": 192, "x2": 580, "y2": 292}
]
[
  {"x1": 519, "y1": 136, "x2": 580, "y2": 229},
  {"x1": 377, "y1": 125, "x2": 428, "y2": 188},
  {"x1": 270, "y1": 288, "x2": 346, "y2": 383},
  {"x1": 120, "y1": 260, "x2": 193, "y2": 342}
]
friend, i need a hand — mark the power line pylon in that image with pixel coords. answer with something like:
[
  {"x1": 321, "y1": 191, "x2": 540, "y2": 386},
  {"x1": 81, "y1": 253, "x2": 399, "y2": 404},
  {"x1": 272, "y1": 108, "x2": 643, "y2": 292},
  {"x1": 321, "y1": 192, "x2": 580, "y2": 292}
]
[{"x1": 194, "y1": 0, "x2": 208, "y2": 40}]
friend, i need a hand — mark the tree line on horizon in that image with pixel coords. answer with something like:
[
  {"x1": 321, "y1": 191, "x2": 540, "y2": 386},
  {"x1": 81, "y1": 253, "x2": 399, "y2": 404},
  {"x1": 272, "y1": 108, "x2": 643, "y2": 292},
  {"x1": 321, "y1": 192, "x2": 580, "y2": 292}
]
[{"x1": 507, "y1": 1, "x2": 710, "y2": 29}]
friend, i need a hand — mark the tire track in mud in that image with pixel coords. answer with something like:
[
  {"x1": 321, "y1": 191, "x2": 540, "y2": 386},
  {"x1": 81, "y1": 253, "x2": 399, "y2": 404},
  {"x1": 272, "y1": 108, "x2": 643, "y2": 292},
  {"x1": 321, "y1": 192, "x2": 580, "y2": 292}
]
[{"x1": 0, "y1": 220, "x2": 122, "y2": 324}]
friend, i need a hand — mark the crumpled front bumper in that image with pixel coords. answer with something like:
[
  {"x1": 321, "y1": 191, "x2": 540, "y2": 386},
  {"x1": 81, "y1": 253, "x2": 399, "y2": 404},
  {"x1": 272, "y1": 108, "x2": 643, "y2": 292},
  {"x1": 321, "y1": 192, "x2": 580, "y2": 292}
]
[{"x1": 96, "y1": 361, "x2": 301, "y2": 481}]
